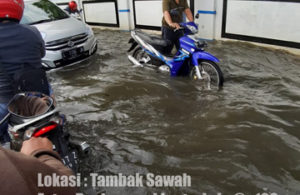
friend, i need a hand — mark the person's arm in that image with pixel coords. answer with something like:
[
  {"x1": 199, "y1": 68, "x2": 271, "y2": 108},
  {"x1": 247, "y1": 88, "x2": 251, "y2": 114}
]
[
  {"x1": 184, "y1": 8, "x2": 194, "y2": 22},
  {"x1": 33, "y1": 152, "x2": 74, "y2": 175},
  {"x1": 0, "y1": 137, "x2": 78, "y2": 194},
  {"x1": 164, "y1": 11, "x2": 181, "y2": 29},
  {"x1": 30, "y1": 26, "x2": 46, "y2": 58},
  {"x1": 40, "y1": 39, "x2": 46, "y2": 58},
  {"x1": 21, "y1": 137, "x2": 73, "y2": 175},
  {"x1": 162, "y1": 0, "x2": 180, "y2": 29}
]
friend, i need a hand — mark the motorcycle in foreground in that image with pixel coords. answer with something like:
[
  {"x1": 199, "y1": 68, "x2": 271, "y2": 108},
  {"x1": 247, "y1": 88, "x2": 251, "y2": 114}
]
[
  {"x1": 0, "y1": 92, "x2": 90, "y2": 172},
  {"x1": 127, "y1": 15, "x2": 224, "y2": 90}
]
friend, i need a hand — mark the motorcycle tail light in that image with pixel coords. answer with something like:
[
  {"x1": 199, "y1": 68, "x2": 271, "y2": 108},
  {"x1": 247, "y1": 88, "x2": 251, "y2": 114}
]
[{"x1": 33, "y1": 122, "x2": 58, "y2": 137}]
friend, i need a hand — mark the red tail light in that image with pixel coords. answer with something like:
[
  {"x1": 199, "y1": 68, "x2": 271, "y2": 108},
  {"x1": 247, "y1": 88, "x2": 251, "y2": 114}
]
[{"x1": 33, "y1": 123, "x2": 58, "y2": 137}]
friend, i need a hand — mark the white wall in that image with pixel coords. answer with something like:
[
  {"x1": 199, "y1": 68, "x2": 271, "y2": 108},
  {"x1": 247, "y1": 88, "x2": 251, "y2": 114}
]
[
  {"x1": 194, "y1": 0, "x2": 216, "y2": 40},
  {"x1": 49, "y1": 0, "x2": 300, "y2": 48},
  {"x1": 214, "y1": 0, "x2": 223, "y2": 39},
  {"x1": 117, "y1": 0, "x2": 131, "y2": 30},
  {"x1": 135, "y1": 0, "x2": 163, "y2": 27},
  {"x1": 225, "y1": 0, "x2": 300, "y2": 42},
  {"x1": 83, "y1": 2, "x2": 117, "y2": 25}
]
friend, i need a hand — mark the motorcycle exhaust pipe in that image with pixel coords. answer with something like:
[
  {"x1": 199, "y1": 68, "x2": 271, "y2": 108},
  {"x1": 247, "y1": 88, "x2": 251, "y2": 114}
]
[
  {"x1": 79, "y1": 141, "x2": 90, "y2": 154},
  {"x1": 128, "y1": 55, "x2": 143, "y2": 67},
  {"x1": 69, "y1": 139, "x2": 90, "y2": 155}
]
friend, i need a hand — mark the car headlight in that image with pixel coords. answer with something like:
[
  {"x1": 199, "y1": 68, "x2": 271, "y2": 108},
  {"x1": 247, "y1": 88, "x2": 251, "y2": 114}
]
[{"x1": 86, "y1": 25, "x2": 94, "y2": 38}]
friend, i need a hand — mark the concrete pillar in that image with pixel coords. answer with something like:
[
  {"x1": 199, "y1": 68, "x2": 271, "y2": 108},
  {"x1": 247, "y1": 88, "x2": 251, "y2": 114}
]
[
  {"x1": 117, "y1": 0, "x2": 131, "y2": 30},
  {"x1": 214, "y1": 0, "x2": 224, "y2": 40},
  {"x1": 194, "y1": 0, "x2": 217, "y2": 40}
]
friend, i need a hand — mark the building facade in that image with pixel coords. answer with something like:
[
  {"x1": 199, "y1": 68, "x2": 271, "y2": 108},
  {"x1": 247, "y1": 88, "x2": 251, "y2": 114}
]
[{"x1": 52, "y1": 0, "x2": 300, "y2": 49}]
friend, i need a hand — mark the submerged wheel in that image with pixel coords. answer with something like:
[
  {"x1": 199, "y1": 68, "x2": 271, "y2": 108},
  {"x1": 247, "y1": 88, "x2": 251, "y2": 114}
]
[
  {"x1": 132, "y1": 48, "x2": 152, "y2": 64},
  {"x1": 190, "y1": 60, "x2": 224, "y2": 90},
  {"x1": 132, "y1": 48, "x2": 163, "y2": 66}
]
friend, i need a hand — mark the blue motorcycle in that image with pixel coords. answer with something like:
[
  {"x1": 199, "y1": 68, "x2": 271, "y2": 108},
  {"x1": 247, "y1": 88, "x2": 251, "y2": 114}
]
[{"x1": 127, "y1": 20, "x2": 224, "y2": 89}]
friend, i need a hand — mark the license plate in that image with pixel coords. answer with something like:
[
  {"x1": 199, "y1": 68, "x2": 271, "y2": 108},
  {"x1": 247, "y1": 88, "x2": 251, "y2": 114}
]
[
  {"x1": 61, "y1": 151, "x2": 78, "y2": 170},
  {"x1": 62, "y1": 47, "x2": 84, "y2": 60}
]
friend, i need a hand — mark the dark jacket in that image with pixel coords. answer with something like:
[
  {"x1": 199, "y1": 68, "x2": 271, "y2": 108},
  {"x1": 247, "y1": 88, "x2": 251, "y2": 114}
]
[
  {"x1": 0, "y1": 21, "x2": 45, "y2": 103},
  {"x1": 0, "y1": 147, "x2": 78, "y2": 195}
]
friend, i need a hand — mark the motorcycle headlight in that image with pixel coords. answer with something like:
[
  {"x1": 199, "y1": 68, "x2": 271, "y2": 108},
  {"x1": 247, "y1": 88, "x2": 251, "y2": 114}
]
[
  {"x1": 187, "y1": 25, "x2": 198, "y2": 34},
  {"x1": 195, "y1": 40, "x2": 207, "y2": 50}
]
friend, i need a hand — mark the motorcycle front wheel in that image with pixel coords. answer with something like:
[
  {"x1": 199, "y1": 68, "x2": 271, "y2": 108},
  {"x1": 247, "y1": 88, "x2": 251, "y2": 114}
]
[{"x1": 190, "y1": 60, "x2": 224, "y2": 90}]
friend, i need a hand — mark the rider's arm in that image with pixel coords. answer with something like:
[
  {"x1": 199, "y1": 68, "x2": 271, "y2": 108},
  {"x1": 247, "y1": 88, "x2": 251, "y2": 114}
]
[
  {"x1": 182, "y1": 0, "x2": 193, "y2": 22},
  {"x1": 184, "y1": 8, "x2": 194, "y2": 22},
  {"x1": 164, "y1": 11, "x2": 181, "y2": 29},
  {"x1": 163, "y1": 0, "x2": 180, "y2": 29},
  {"x1": 38, "y1": 31, "x2": 46, "y2": 58},
  {"x1": 40, "y1": 40, "x2": 46, "y2": 58},
  {"x1": 30, "y1": 26, "x2": 46, "y2": 58},
  {"x1": 34, "y1": 152, "x2": 74, "y2": 175},
  {"x1": 21, "y1": 137, "x2": 74, "y2": 175},
  {"x1": 0, "y1": 138, "x2": 78, "y2": 194}
]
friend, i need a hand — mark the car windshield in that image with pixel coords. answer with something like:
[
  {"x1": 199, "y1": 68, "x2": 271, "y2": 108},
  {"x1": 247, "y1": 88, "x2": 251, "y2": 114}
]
[{"x1": 21, "y1": 0, "x2": 69, "y2": 25}]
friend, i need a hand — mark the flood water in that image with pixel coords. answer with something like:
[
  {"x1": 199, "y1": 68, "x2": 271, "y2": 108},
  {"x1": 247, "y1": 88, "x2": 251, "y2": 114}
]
[{"x1": 48, "y1": 29, "x2": 300, "y2": 195}]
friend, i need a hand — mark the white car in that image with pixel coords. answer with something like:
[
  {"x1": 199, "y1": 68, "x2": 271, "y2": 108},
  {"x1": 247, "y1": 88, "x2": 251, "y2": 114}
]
[{"x1": 21, "y1": 0, "x2": 97, "y2": 69}]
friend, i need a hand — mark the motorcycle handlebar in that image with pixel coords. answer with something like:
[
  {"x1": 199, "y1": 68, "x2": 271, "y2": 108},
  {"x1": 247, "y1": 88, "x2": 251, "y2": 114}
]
[{"x1": 174, "y1": 27, "x2": 185, "y2": 32}]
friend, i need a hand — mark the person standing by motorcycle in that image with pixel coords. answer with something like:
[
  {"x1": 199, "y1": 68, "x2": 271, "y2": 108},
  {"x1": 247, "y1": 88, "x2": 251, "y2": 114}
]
[
  {"x1": 0, "y1": 0, "x2": 52, "y2": 148},
  {"x1": 162, "y1": 0, "x2": 194, "y2": 54},
  {"x1": 65, "y1": 1, "x2": 82, "y2": 15}
]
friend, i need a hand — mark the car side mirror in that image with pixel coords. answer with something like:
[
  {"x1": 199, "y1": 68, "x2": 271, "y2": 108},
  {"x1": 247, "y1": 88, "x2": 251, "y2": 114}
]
[{"x1": 195, "y1": 13, "x2": 199, "y2": 19}]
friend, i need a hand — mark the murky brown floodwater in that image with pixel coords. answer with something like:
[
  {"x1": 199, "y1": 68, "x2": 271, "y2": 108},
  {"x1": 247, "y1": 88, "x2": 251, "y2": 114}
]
[{"x1": 48, "y1": 29, "x2": 300, "y2": 195}]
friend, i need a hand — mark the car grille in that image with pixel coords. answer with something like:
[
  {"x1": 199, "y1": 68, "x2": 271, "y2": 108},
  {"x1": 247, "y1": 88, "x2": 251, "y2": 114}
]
[{"x1": 45, "y1": 33, "x2": 88, "y2": 51}]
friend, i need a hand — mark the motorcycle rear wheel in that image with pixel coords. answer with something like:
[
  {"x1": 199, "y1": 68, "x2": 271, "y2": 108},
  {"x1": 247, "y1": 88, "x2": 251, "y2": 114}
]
[
  {"x1": 133, "y1": 48, "x2": 152, "y2": 64},
  {"x1": 133, "y1": 48, "x2": 163, "y2": 66},
  {"x1": 190, "y1": 60, "x2": 224, "y2": 90}
]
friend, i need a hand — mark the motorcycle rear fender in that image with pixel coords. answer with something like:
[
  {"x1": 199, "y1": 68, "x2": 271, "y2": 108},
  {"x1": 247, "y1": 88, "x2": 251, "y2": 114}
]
[
  {"x1": 192, "y1": 51, "x2": 220, "y2": 65},
  {"x1": 127, "y1": 38, "x2": 138, "y2": 52}
]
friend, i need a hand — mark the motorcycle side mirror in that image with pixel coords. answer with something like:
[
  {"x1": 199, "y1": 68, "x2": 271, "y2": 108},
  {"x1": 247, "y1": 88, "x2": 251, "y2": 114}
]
[{"x1": 195, "y1": 13, "x2": 199, "y2": 19}]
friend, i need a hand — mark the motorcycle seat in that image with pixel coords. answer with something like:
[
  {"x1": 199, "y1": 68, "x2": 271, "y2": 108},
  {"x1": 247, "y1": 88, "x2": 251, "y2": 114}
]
[{"x1": 135, "y1": 31, "x2": 171, "y2": 47}]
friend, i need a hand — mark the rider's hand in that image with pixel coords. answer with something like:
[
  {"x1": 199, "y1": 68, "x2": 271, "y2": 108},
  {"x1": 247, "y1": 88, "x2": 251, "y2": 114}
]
[
  {"x1": 20, "y1": 137, "x2": 53, "y2": 156},
  {"x1": 170, "y1": 22, "x2": 181, "y2": 30}
]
